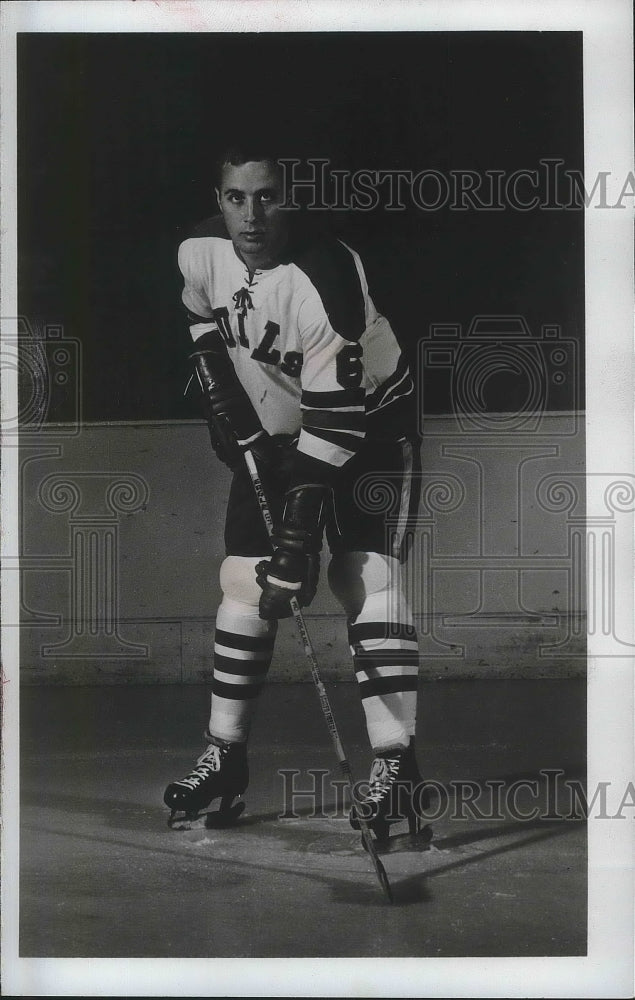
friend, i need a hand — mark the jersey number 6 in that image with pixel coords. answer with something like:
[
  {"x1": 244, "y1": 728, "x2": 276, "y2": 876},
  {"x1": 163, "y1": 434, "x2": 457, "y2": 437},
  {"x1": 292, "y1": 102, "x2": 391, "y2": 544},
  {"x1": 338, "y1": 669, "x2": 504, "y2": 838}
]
[{"x1": 336, "y1": 343, "x2": 363, "y2": 388}]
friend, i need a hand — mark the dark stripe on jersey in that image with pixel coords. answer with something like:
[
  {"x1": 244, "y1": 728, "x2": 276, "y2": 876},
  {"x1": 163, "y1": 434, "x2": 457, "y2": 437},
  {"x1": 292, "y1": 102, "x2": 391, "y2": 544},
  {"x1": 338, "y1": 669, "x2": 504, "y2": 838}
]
[
  {"x1": 353, "y1": 650, "x2": 420, "y2": 671},
  {"x1": 215, "y1": 629, "x2": 275, "y2": 653},
  {"x1": 212, "y1": 678, "x2": 263, "y2": 700},
  {"x1": 301, "y1": 387, "x2": 365, "y2": 409},
  {"x1": 349, "y1": 622, "x2": 418, "y2": 644},
  {"x1": 186, "y1": 214, "x2": 231, "y2": 240},
  {"x1": 373, "y1": 375, "x2": 415, "y2": 413},
  {"x1": 303, "y1": 410, "x2": 366, "y2": 433},
  {"x1": 304, "y1": 426, "x2": 364, "y2": 454},
  {"x1": 365, "y1": 356, "x2": 411, "y2": 413},
  {"x1": 214, "y1": 654, "x2": 270, "y2": 677},
  {"x1": 291, "y1": 236, "x2": 366, "y2": 342},
  {"x1": 357, "y1": 676, "x2": 419, "y2": 698},
  {"x1": 366, "y1": 391, "x2": 417, "y2": 440},
  {"x1": 187, "y1": 308, "x2": 216, "y2": 325}
]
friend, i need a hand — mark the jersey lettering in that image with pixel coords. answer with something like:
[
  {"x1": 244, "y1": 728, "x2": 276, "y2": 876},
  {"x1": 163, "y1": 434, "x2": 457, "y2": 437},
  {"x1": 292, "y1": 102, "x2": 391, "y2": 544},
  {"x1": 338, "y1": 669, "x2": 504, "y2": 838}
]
[
  {"x1": 212, "y1": 307, "x2": 235, "y2": 347},
  {"x1": 236, "y1": 311, "x2": 249, "y2": 348},
  {"x1": 251, "y1": 320, "x2": 281, "y2": 366},
  {"x1": 212, "y1": 307, "x2": 303, "y2": 378},
  {"x1": 280, "y1": 351, "x2": 303, "y2": 378}
]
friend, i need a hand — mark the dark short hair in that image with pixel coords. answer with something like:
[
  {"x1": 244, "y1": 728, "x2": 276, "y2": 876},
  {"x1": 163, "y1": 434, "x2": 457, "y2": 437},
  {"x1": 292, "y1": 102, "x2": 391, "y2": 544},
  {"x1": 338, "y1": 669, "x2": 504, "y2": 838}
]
[{"x1": 214, "y1": 144, "x2": 290, "y2": 190}]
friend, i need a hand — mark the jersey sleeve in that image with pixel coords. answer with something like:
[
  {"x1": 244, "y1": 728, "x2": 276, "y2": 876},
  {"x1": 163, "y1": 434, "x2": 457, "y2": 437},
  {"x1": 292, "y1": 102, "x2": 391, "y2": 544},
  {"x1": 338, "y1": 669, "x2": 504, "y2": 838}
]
[{"x1": 177, "y1": 238, "x2": 217, "y2": 343}]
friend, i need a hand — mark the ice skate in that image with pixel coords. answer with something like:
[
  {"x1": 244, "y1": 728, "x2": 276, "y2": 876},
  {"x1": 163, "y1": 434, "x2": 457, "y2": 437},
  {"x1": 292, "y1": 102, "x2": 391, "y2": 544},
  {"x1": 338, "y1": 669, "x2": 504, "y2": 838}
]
[
  {"x1": 350, "y1": 738, "x2": 432, "y2": 848},
  {"x1": 164, "y1": 733, "x2": 248, "y2": 830}
]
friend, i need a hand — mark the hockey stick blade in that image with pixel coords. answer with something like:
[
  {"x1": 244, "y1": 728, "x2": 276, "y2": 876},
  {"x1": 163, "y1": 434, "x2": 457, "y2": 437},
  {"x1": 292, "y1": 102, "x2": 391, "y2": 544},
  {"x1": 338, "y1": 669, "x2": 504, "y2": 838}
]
[
  {"x1": 358, "y1": 821, "x2": 394, "y2": 902},
  {"x1": 291, "y1": 595, "x2": 393, "y2": 903},
  {"x1": 337, "y1": 754, "x2": 394, "y2": 902},
  {"x1": 283, "y1": 578, "x2": 394, "y2": 900}
]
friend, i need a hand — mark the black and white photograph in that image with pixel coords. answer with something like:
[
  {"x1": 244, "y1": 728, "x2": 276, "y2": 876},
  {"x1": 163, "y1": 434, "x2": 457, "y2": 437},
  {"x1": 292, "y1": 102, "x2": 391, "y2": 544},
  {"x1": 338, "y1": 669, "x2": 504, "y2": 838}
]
[{"x1": 1, "y1": 1, "x2": 633, "y2": 996}]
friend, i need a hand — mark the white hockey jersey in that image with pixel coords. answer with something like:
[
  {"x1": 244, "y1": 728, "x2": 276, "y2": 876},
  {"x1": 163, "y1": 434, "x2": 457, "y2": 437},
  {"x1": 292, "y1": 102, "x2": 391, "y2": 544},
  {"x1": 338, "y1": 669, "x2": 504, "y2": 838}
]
[{"x1": 178, "y1": 215, "x2": 414, "y2": 476}]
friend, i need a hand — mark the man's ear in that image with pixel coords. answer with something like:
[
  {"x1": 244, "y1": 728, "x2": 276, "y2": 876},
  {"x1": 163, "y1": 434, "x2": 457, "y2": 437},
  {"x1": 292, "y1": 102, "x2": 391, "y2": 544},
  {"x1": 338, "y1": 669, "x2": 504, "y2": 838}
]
[{"x1": 215, "y1": 187, "x2": 221, "y2": 211}]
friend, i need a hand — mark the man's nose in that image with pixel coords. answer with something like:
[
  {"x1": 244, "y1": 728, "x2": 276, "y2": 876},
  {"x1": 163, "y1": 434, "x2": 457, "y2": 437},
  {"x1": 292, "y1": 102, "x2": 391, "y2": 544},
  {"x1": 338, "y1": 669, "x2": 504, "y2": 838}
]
[{"x1": 244, "y1": 198, "x2": 261, "y2": 223}]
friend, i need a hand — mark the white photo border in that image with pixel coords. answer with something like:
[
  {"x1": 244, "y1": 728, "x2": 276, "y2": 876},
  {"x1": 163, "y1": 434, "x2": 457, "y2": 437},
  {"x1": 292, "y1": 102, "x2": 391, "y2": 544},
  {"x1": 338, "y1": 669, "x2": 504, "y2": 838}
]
[{"x1": 1, "y1": 1, "x2": 633, "y2": 997}]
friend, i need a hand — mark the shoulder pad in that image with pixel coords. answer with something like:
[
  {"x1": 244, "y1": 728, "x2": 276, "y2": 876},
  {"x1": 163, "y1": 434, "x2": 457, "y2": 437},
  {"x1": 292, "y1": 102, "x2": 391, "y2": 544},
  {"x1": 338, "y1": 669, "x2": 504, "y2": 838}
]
[
  {"x1": 185, "y1": 214, "x2": 230, "y2": 240},
  {"x1": 286, "y1": 230, "x2": 366, "y2": 342}
]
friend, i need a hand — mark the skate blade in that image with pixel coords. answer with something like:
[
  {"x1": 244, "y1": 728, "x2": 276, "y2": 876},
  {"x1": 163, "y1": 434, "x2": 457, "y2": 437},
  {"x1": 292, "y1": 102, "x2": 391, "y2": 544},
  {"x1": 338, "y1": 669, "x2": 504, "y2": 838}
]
[
  {"x1": 204, "y1": 801, "x2": 246, "y2": 828},
  {"x1": 167, "y1": 801, "x2": 246, "y2": 831},
  {"x1": 361, "y1": 824, "x2": 433, "y2": 855}
]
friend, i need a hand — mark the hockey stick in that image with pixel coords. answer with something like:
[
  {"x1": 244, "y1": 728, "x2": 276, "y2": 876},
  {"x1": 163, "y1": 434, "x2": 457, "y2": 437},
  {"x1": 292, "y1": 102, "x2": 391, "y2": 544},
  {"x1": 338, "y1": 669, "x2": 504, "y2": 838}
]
[{"x1": 243, "y1": 448, "x2": 394, "y2": 904}]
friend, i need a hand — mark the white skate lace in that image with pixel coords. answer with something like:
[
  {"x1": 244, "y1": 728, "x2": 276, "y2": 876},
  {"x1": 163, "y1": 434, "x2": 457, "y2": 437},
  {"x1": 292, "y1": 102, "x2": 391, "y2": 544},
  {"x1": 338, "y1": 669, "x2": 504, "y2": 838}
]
[
  {"x1": 175, "y1": 743, "x2": 225, "y2": 790},
  {"x1": 366, "y1": 754, "x2": 401, "y2": 804}
]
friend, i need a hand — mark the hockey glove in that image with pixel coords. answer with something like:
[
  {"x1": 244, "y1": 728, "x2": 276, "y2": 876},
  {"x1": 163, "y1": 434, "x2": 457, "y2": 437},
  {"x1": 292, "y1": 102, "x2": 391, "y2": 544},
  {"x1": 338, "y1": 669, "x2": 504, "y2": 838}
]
[
  {"x1": 207, "y1": 410, "x2": 277, "y2": 473},
  {"x1": 190, "y1": 331, "x2": 268, "y2": 471},
  {"x1": 256, "y1": 483, "x2": 330, "y2": 620}
]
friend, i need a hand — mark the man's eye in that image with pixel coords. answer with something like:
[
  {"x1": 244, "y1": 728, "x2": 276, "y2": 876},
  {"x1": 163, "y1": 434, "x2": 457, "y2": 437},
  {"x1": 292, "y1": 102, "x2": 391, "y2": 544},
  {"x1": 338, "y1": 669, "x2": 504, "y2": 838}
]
[{"x1": 227, "y1": 193, "x2": 243, "y2": 204}]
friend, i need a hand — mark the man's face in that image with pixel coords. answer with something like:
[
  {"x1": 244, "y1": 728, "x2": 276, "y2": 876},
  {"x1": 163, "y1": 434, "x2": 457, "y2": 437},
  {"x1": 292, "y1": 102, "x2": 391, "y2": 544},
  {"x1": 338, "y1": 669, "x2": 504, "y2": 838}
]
[{"x1": 216, "y1": 160, "x2": 288, "y2": 271}]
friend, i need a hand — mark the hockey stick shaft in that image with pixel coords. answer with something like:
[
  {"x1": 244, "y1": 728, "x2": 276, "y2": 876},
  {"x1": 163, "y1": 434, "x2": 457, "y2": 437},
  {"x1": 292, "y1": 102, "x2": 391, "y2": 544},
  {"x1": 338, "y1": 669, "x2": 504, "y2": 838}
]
[{"x1": 243, "y1": 449, "x2": 393, "y2": 903}]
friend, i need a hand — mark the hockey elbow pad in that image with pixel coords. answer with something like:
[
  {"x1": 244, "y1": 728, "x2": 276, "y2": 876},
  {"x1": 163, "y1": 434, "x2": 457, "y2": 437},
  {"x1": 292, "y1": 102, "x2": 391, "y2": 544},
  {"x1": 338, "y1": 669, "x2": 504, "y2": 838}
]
[{"x1": 256, "y1": 483, "x2": 331, "y2": 620}]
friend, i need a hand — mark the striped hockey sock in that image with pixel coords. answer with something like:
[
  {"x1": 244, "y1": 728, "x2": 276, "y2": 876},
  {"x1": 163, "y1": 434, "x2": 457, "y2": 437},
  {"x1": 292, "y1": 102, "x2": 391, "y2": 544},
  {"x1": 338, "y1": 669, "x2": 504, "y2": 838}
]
[
  {"x1": 348, "y1": 599, "x2": 419, "y2": 751},
  {"x1": 208, "y1": 596, "x2": 277, "y2": 743}
]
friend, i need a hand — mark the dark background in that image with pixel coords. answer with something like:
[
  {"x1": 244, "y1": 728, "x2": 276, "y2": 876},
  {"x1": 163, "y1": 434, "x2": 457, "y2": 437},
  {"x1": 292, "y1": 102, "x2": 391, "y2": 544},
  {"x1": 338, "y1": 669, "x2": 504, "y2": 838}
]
[{"x1": 17, "y1": 32, "x2": 584, "y2": 421}]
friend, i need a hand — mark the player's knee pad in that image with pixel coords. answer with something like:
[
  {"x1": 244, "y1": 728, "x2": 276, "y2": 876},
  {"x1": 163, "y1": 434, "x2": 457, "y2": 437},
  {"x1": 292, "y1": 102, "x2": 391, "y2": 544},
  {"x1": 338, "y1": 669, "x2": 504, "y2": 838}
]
[
  {"x1": 219, "y1": 555, "x2": 265, "y2": 609},
  {"x1": 328, "y1": 551, "x2": 404, "y2": 619}
]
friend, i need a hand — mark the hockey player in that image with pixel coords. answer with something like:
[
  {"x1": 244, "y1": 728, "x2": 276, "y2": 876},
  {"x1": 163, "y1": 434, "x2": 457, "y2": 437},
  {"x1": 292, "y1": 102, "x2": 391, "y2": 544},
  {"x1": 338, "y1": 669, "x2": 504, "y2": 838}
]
[{"x1": 163, "y1": 147, "x2": 425, "y2": 842}]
